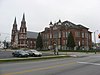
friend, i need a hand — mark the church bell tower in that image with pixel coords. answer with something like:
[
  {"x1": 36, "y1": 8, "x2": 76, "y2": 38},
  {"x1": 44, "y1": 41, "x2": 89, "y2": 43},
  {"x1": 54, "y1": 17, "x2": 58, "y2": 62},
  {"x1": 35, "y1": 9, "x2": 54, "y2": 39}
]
[
  {"x1": 11, "y1": 17, "x2": 18, "y2": 48},
  {"x1": 18, "y1": 13, "x2": 27, "y2": 48}
]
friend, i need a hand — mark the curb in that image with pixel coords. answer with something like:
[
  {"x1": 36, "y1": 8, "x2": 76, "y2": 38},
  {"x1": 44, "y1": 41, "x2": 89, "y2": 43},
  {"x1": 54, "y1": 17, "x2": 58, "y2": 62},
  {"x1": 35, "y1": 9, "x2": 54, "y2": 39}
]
[{"x1": 0, "y1": 55, "x2": 69, "y2": 63}]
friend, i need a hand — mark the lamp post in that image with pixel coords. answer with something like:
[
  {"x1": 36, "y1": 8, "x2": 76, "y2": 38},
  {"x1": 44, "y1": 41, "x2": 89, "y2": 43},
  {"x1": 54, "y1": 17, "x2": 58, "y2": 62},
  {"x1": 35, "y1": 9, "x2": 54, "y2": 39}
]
[
  {"x1": 86, "y1": 32, "x2": 89, "y2": 53},
  {"x1": 4, "y1": 36, "x2": 8, "y2": 51},
  {"x1": 49, "y1": 22, "x2": 53, "y2": 50},
  {"x1": 94, "y1": 30, "x2": 98, "y2": 54},
  {"x1": 54, "y1": 42, "x2": 56, "y2": 55}
]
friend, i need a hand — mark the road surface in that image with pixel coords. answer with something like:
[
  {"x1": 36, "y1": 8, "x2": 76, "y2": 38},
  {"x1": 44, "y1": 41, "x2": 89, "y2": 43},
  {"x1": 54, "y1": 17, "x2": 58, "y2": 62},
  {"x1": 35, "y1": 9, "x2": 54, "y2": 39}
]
[
  {"x1": 0, "y1": 50, "x2": 54, "y2": 59},
  {"x1": 1, "y1": 53, "x2": 100, "y2": 75}
]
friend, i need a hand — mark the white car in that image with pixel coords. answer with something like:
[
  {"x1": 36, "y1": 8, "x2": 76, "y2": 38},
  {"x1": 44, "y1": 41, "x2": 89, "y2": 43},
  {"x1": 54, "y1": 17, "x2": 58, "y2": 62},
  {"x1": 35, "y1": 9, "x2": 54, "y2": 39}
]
[{"x1": 27, "y1": 50, "x2": 42, "y2": 57}]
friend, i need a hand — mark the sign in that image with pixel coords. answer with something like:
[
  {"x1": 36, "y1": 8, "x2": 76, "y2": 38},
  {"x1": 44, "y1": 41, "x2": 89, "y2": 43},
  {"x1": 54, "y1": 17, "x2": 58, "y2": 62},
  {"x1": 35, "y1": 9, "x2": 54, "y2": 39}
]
[{"x1": 98, "y1": 33, "x2": 100, "y2": 39}]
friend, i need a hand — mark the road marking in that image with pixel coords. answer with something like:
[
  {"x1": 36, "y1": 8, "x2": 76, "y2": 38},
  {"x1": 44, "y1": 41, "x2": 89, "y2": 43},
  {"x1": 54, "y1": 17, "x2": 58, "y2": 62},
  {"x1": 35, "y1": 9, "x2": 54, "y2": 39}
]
[
  {"x1": 69, "y1": 55, "x2": 77, "y2": 57},
  {"x1": 2, "y1": 62, "x2": 76, "y2": 75},
  {"x1": 77, "y1": 62, "x2": 100, "y2": 66},
  {"x1": 89, "y1": 56, "x2": 100, "y2": 58}
]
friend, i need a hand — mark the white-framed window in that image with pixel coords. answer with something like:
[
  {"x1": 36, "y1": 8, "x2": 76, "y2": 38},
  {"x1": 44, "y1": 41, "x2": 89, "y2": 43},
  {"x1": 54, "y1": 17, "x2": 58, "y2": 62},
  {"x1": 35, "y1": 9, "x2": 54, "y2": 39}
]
[
  {"x1": 82, "y1": 40, "x2": 84, "y2": 46},
  {"x1": 53, "y1": 31, "x2": 58, "y2": 38},
  {"x1": 66, "y1": 32, "x2": 68, "y2": 37},
  {"x1": 50, "y1": 33, "x2": 52, "y2": 38},
  {"x1": 58, "y1": 32, "x2": 61, "y2": 38},
  {"x1": 66, "y1": 31, "x2": 70, "y2": 38},
  {"x1": 85, "y1": 32, "x2": 88, "y2": 38},
  {"x1": 82, "y1": 32, "x2": 84, "y2": 38},
  {"x1": 63, "y1": 40, "x2": 66, "y2": 45},
  {"x1": 76, "y1": 31, "x2": 80, "y2": 37}
]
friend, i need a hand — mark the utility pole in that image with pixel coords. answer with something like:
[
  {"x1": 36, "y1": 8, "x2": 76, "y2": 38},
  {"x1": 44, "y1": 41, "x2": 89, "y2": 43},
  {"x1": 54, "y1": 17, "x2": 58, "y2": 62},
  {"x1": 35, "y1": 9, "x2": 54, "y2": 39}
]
[
  {"x1": 86, "y1": 32, "x2": 89, "y2": 53},
  {"x1": 94, "y1": 30, "x2": 98, "y2": 54}
]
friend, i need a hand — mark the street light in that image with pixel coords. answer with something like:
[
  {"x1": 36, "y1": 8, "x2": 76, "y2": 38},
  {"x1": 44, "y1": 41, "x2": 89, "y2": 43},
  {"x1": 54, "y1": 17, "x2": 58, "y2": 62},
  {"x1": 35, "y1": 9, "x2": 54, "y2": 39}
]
[
  {"x1": 94, "y1": 30, "x2": 98, "y2": 54},
  {"x1": 4, "y1": 36, "x2": 8, "y2": 50},
  {"x1": 86, "y1": 32, "x2": 89, "y2": 53},
  {"x1": 54, "y1": 42, "x2": 56, "y2": 55}
]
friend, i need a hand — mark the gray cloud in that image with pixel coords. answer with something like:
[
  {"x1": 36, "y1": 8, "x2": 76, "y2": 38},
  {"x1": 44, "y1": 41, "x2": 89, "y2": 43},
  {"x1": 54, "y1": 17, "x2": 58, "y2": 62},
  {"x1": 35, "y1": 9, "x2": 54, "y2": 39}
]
[{"x1": 0, "y1": 0, "x2": 100, "y2": 42}]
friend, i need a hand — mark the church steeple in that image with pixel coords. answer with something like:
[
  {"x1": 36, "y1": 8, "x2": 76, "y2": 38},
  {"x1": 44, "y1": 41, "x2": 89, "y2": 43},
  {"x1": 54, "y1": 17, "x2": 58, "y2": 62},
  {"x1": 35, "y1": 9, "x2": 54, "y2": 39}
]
[
  {"x1": 14, "y1": 17, "x2": 17, "y2": 24},
  {"x1": 22, "y1": 13, "x2": 25, "y2": 22},
  {"x1": 20, "y1": 13, "x2": 27, "y2": 33},
  {"x1": 11, "y1": 17, "x2": 18, "y2": 46},
  {"x1": 13, "y1": 17, "x2": 17, "y2": 30},
  {"x1": 19, "y1": 13, "x2": 27, "y2": 48},
  {"x1": 21, "y1": 13, "x2": 26, "y2": 28}
]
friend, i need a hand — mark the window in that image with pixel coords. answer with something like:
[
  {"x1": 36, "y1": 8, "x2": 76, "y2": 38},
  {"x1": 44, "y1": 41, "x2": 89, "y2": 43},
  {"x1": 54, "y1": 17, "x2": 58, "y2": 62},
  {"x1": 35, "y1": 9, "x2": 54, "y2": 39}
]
[
  {"x1": 21, "y1": 40, "x2": 24, "y2": 44},
  {"x1": 13, "y1": 31, "x2": 14, "y2": 34},
  {"x1": 24, "y1": 41, "x2": 26, "y2": 44},
  {"x1": 24, "y1": 29, "x2": 26, "y2": 33},
  {"x1": 89, "y1": 34, "x2": 91, "y2": 39},
  {"x1": 21, "y1": 34, "x2": 24, "y2": 38},
  {"x1": 31, "y1": 41, "x2": 32, "y2": 43},
  {"x1": 63, "y1": 32, "x2": 65, "y2": 38},
  {"x1": 58, "y1": 32, "x2": 61, "y2": 38},
  {"x1": 85, "y1": 33, "x2": 88, "y2": 38},
  {"x1": 66, "y1": 32, "x2": 70, "y2": 38},
  {"x1": 47, "y1": 34, "x2": 49, "y2": 39},
  {"x1": 53, "y1": 31, "x2": 58, "y2": 38},
  {"x1": 82, "y1": 40, "x2": 84, "y2": 46},
  {"x1": 50, "y1": 33, "x2": 52, "y2": 38},
  {"x1": 82, "y1": 32, "x2": 84, "y2": 38},
  {"x1": 76, "y1": 31, "x2": 80, "y2": 37},
  {"x1": 44, "y1": 34, "x2": 46, "y2": 39},
  {"x1": 21, "y1": 29, "x2": 23, "y2": 33},
  {"x1": 66, "y1": 32, "x2": 68, "y2": 37},
  {"x1": 63, "y1": 40, "x2": 66, "y2": 45},
  {"x1": 42, "y1": 34, "x2": 45, "y2": 39}
]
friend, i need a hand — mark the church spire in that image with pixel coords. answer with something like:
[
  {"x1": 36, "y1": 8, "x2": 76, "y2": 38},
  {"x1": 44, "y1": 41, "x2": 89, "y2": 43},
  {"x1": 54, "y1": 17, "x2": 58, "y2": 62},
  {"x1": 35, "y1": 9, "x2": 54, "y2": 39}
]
[
  {"x1": 22, "y1": 13, "x2": 25, "y2": 21},
  {"x1": 12, "y1": 17, "x2": 17, "y2": 31},
  {"x1": 14, "y1": 17, "x2": 16, "y2": 24}
]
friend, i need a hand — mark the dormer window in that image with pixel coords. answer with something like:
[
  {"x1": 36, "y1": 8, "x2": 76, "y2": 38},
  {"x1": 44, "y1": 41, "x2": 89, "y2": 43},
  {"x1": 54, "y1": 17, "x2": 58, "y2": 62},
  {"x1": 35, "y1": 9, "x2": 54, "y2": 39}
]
[{"x1": 53, "y1": 26, "x2": 57, "y2": 30}]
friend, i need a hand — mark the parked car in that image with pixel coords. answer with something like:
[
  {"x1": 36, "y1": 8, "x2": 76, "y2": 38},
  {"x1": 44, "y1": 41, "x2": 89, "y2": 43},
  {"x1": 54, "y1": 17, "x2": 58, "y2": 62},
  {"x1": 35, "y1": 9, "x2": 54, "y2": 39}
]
[
  {"x1": 27, "y1": 50, "x2": 42, "y2": 57},
  {"x1": 12, "y1": 50, "x2": 29, "y2": 57}
]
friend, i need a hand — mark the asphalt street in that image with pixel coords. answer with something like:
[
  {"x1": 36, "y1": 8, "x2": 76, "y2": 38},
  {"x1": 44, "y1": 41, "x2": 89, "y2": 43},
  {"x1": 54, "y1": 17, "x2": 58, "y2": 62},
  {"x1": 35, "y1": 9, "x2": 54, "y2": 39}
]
[
  {"x1": 0, "y1": 50, "x2": 54, "y2": 59},
  {"x1": 1, "y1": 53, "x2": 100, "y2": 75}
]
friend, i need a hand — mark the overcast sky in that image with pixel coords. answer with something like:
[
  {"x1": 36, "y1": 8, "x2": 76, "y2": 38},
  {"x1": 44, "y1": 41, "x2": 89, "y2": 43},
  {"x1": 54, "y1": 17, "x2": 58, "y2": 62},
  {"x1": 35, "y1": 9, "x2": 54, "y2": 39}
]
[{"x1": 0, "y1": 0, "x2": 100, "y2": 42}]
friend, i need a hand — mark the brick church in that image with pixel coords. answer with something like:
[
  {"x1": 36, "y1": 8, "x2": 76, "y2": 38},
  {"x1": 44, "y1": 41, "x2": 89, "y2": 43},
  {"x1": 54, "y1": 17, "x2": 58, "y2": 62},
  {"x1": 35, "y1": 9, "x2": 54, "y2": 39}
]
[{"x1": 11, "y1": 14, "x2": 38, "y2": 49}]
